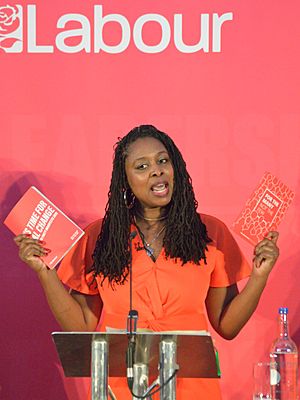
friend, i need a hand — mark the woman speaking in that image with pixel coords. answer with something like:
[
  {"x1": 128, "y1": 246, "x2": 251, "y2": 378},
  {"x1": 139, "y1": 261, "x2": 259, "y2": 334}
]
[{"x1": 14, "y1": 125, "x2": 279, "y2": 399}]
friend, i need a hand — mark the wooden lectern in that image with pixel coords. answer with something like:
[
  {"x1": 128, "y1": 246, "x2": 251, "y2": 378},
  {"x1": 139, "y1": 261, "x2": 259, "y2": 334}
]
[{"x1": 52, "y1": 331, "x2": 220, "y2": 400}]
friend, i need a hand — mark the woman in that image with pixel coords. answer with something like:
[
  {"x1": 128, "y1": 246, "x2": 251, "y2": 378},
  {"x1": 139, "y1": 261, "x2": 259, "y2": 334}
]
[{"x1": 14, "y1": 125, "x2": 279, "y2": 399}]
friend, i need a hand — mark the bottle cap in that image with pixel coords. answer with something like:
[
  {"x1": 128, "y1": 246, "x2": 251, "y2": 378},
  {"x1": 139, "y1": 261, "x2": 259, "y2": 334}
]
[{"x1": 279, "y1": 307, "x2": 288, "y2": 314}]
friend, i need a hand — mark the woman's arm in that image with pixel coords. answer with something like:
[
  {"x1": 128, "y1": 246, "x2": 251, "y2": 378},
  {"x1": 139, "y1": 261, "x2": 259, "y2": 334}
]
[
  {"x1": 14, "y1": 234, "x2": 102, "y2": 331},
  {"x1": 38, "y1": 269, "x2": 102, "y2": 331},
  {"x1": 205, "y1": 231, "x2": 279, "y2": 340}
]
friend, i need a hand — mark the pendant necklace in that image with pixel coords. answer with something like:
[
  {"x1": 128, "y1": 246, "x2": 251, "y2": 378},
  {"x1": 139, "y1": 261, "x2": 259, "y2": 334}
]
[{"x1": 137, "y1": 224, "x2": 166, "y2": 258}]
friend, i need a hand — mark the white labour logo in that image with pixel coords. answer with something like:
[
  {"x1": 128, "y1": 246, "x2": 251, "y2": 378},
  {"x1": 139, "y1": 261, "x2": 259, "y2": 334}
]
[{"x1": 1, "y1": 4, "x2": 233, "y2": 54}]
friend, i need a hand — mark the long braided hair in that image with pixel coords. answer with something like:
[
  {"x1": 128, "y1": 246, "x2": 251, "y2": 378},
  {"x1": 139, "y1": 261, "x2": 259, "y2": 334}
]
[{"x1": 92, "y1": 125, "x2": 211, "y2": 285}]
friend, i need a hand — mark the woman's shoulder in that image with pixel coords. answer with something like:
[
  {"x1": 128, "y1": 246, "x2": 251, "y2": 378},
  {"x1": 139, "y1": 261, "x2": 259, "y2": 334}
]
[
  {"x1": 83, "y1": 218, "x2": 103, "y2": 239},
  {"x1": 67, "y1": 218, "x2": 103, "y2": 260},
  {"x1": 199, "y1": 213, "x2": 232, "y2": 242},
  {"x1": 85, "y1": 218, "x2": 103, "y2": 231},
  {"x1": 200, "y1": 213, "x2": 228, "y2": 229}
]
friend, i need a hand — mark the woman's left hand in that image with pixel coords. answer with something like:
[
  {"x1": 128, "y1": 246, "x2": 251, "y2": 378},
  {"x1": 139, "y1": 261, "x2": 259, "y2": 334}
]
[{"x1": 252, "y1": 231, "x2": 279, "y2": 278}]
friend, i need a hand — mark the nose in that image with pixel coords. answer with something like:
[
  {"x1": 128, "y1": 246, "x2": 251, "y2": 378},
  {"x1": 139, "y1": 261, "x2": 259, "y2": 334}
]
[{"x1": 150, "y1": 164, "x2": 164, "y2": 177}]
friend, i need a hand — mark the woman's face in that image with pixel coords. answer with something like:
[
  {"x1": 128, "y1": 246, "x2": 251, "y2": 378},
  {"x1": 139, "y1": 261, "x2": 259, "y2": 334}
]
[{"x1": 125, "y1": 137, "x2": 174, "y2": 210}]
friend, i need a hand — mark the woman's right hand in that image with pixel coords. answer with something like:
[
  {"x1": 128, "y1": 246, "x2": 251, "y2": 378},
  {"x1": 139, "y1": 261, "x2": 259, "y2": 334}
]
[{"x1": 14, "y1": 234, "x2": 51, "y2": 274}]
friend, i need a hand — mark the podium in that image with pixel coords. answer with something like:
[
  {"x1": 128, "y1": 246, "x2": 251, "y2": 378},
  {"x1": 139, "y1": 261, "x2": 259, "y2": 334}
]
[{"x1": 52, "y1": 331, "x2": 220, "y2": 400}]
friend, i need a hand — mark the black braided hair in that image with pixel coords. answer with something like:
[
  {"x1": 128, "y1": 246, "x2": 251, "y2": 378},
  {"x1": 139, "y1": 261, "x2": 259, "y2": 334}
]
[{"x1": 92, "y1": 125, "x2": 211, "y2": 285}]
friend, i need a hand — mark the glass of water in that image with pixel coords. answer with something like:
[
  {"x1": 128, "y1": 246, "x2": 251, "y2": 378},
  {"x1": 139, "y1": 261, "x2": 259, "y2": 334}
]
[{"x1": 253, "y1": 362, "x2": 273, "y2": 400}]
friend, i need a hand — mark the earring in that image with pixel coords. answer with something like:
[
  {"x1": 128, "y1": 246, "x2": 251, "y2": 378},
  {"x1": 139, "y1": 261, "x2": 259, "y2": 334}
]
[{"x1": 123, "y1": 188, "x2": 135, "y2": 209}]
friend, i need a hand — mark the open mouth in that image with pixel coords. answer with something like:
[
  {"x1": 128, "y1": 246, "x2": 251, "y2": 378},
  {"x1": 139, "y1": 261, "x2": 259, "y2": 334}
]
[{"x1": 151, "y1": 182, "x2": 169, "y2": 193}]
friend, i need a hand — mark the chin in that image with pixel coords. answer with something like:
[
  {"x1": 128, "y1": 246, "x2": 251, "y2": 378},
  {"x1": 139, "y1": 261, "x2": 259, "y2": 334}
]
[{"x1": 153, "y1": 197, "x2": 172, "y2": 208}]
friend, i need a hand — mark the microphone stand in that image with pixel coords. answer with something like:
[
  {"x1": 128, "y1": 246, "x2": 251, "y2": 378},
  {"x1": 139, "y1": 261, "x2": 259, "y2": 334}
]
[
  {"x1": 125, "y1": 231, "x2": 178, "y2": 399},
  {"x1": 126, "y1": 231, "x2": 138, "y2": 391}
]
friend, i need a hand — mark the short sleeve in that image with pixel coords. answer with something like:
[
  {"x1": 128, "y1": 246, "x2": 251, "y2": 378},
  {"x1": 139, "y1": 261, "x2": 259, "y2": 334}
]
[
  {"x1": 57, "y1": 219, "x2": 102, "y2": 295},
  {"x1": 201, "y1": 214, "x2": 252, "y2": 287}
]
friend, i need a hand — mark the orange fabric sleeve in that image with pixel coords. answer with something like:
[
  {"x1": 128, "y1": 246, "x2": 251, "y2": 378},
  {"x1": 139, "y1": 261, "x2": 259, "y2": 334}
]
[
  {"x1": 57, "y1": 215, "x2": 250, "y2": 292},
  {"x1": 202, "y1": 214, "x2": 252, "y2": 287},
  {"x1": 56, "y1": 220, "x2": 102, "y2": 295}
]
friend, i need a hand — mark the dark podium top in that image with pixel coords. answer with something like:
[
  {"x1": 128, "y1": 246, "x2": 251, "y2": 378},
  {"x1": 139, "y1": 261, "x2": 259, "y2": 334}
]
[{"x1": 52, "y1": 331, "x2": 219, "y2": 379}]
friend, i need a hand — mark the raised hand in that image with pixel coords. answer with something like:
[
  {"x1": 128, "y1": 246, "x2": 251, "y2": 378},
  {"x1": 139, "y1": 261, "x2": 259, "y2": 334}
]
[
  {"x1": 252, "y1": 231, "x2": 279, "y2": 278},
  {"x1": 14, "y1": 234, "x2": 51, "y2": 273}
]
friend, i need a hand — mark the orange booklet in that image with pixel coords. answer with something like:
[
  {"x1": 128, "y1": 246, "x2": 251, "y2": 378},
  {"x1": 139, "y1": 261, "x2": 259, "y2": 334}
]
[
  {"x1": 4, "y1": 186, "x2": 85, "y2": 269},
  {"x1": 232, "y1": 172, "x2": 295, "y2": 245}
]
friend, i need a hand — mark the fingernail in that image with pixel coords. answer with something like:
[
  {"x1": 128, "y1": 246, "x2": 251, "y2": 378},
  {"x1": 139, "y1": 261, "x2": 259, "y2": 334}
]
[
  {"x1": 44, "y1": 248, "x2": 51, "y2": 253},
  {"x1": 38, "y1": 240, "x2": 46, "y2": 244}
]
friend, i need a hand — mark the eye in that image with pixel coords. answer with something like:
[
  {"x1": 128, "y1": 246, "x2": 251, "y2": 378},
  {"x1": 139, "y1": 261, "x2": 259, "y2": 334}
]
[
  {"x1": 135, "y1": 163, "x2": 148, "y2": 170},
  {"x1": 158, "y1": 158, "x2": 169, "y2": 164}
]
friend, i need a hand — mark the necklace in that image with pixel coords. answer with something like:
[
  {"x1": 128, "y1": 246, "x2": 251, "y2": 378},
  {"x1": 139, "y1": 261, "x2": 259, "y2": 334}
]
[
  {"x1": 137, "y1": 224, "x2": 166, "y2": 257},
  {"x1": 136, "y1": 211, "x2": 168, "y2": 222}
]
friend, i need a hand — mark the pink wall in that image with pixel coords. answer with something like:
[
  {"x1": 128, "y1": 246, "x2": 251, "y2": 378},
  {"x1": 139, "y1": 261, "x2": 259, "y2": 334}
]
[{"x1": 1, "y1": 1, "x2": 299, "y2": 399}]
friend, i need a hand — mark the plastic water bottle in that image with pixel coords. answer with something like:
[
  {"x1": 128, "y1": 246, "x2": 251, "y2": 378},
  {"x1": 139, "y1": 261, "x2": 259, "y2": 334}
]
[{"x1": 270, "y1": 307, "x2": 299, "y2": 399}]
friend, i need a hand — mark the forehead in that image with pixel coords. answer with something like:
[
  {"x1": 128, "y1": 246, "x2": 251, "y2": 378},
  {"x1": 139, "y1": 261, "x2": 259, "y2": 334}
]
[{"x1": 125, "y1": 137, "x2": 168, "y2": 161}]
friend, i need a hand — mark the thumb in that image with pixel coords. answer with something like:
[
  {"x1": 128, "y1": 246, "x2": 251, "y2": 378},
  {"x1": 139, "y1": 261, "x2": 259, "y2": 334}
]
[{"x1": 265, "y1": 231, "x2": 279, "y2": 244}]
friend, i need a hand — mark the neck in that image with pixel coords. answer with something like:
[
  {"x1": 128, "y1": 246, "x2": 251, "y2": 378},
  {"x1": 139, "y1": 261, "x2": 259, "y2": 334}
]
[
  {"x1": 134, "y1": 208, "x2": 167, "y2": 231},
  {"x1": 136, "y1": 212, "x2": 167, "y2": 222},
  {"x1": 136, "y1": 207, "x2": 167, "y2": 222}
]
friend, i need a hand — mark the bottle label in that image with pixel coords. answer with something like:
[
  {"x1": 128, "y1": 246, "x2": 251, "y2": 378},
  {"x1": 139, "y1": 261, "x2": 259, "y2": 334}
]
[{"x1": 270, "y1": 367, "x2": 280, "y2": 385}]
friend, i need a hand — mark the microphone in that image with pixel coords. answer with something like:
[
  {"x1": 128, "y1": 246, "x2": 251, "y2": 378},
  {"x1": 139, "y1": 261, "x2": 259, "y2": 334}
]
[
  {"x1": 128, "y1": 231, "x2": 138, "y2": 334},
  {"x1": 126, "y1": 230, "x2": 138, "y2": 390}
]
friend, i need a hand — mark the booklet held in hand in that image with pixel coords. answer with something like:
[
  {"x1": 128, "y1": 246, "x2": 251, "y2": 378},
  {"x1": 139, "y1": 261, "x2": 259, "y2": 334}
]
[
  {"x1": 232, "y1": 172, "x2": 295, "y2": 245},
  {"x1": 4, "y1": 186, "x2": 85, "y2": 269}
]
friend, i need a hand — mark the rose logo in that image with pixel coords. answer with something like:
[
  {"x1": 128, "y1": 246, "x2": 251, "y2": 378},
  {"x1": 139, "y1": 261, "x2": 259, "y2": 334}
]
[
  {"x1": 0, "y1": 5, "x2": 19, "y2": 33},
  {"x1": 0, "y1": 5, "x2": 21, "y2": 51}
]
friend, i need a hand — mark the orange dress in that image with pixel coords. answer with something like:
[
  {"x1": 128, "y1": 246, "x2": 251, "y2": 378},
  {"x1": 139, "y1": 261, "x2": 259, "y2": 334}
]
[{"x1": 57, "y1": 214, "x2": 251, "y2": 399}]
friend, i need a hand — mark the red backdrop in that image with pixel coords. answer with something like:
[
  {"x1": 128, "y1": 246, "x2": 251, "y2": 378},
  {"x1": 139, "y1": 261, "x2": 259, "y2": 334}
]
[{"x1": 1, "y1": 1, "x2": 299, "y2": 399}]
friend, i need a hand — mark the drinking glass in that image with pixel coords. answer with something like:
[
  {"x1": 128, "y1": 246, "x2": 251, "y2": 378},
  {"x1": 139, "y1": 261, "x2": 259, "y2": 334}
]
[{"x1": 253, "y1": 362, "x2": 273, "y2": 400}]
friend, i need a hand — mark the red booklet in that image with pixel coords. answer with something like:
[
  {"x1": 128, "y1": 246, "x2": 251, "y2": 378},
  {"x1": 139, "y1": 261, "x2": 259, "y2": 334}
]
[
  {"x1": 232, "y1": 172, "x2": 295, "y2": 245},
  {"x1": 4, "y1": 186, "x2": 85, "y2": 269}
]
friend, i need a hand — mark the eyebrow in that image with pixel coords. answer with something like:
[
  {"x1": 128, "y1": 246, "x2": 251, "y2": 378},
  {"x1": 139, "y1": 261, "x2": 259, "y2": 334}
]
[{"x1": 133, "y1": 150, "x2": 169, "y2": 162}]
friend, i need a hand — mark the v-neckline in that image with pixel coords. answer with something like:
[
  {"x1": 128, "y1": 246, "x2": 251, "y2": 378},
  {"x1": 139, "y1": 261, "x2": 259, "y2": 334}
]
[{"x1": 132, "y1": 224, "x2": 164, "y2": 263}]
